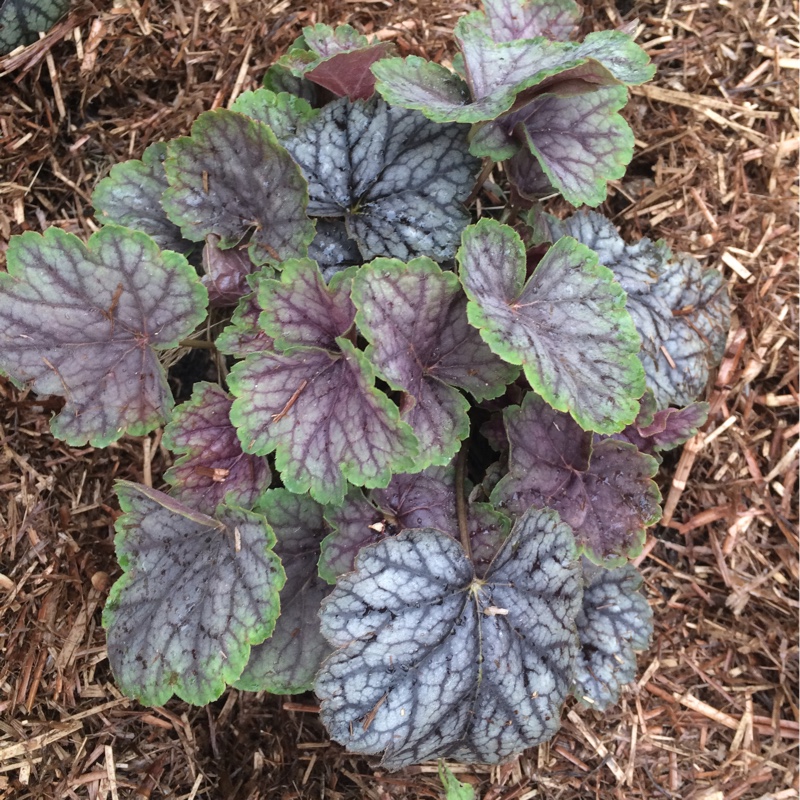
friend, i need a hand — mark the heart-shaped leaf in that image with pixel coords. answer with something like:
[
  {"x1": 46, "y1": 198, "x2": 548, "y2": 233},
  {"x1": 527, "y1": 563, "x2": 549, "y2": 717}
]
[
  {"x1": 353, "y1": 257, "x2": 518, "y2": 467},
  {"x1": 162, "y1": 382, "x2": 271, "y2": 514},
  {"x1": 230, "y1": 88, "x2": 317, "y2": 139},
  {"x1": 234, "y1": 489, "x2": 332, "y2": 694},
  {"x1": 92, "y1": 142, "x2": 192, "y2": 254},
  {"x1": 162, "y1": 109, "x2": 315, "y2": 266},
  {"x1": 458, "y1": 219, "x2": 645, "y2": 433},
  {"x1": 315, "y1": 506, "x2": 582, "y2": 768},
  {"x1": 573, "y1": 560, "x2": 653, "y2": 710},
  {"x1": 103, "y1": 482, "x2": 285, "y2": 706},
  {"x1": 285, "y1": 97, "x2": 479, "y2": 261},
  {"x1": 214, "y1": 272, "x2": 276, "y2": 358},
  {"x1": 0, "y1": 226, "x2": 207, "y2": 446},
  {"x1": 491, "y1": 393, "x2": 661, "y2": 566}
]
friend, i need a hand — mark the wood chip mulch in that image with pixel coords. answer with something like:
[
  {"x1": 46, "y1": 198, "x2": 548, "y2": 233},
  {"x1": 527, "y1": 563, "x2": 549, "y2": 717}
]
[{"x1": 0, "y1": 1, "x2": 797, "y2": 798}]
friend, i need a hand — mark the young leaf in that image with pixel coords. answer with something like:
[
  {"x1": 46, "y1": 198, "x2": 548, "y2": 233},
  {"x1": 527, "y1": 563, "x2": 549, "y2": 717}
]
[
  {"x1": 491, "y1": 394, "x2": 661, "y2": 567},
  {"x1": 458, "y1": 219, "x2": 645, "y2": 434},
  {"x1": 162, "y1": 382, "x2": 271, "y2": 515},
  {"x1": 234, "y1": 489, "x2": 332, "y2": 694},
  {"x1": 92, "y1": 142, "x2": 192, "y2": 254},
  {"x1": 611, "y1": 393, "x2": 709, "y2": 454},
  {"x1": 228, "y1": 340, "x2": 419, "y2": 506},
  {"x1": 230, "y1": 88, "x2": 317, "y2": 139},
  {"x1": 285, "y1": 97, "x2": 479, "y2": 261},
  {"x1": 353, "y1": 257, "x2": 518, "y2": 468},
  {"x1": 506, "y1": 149, "x2": 554, "y2": 200},
  {"x1": 439, "y1": 762, "x2": 477, "y2": 800},
  {"x1": 201, "y1": 234, "x2": 253, "y2": 307},
  {"x1": 262, "y1": 63, "x2": 318, "y2": 103},
  {"x1": 573, "y1": 561, "x2": 653, "y2": 710},
  {"x1": 507, "y1": 85, "x2": 634, "y2": 207},
  {"x1": 527, "y1": 209, "x2": 730, "y2": 407},
  {"x1": 0, "y1": 226, "x2": 207, "y2": 447},
  {"x1": 103, "y1": 482, "x2": 285, "y2": 706},
  {"x1": 278, "y1": 24, "x2": 394, "y2": 101},
  {"x1": 162, "y1": 109, "x2": 315, "y2": 266},
  {"x1": 482, "y1": 0, "x2": 580, "y2": 42},
  {"x1": 214, "y1": 273, "x2": 276, "y2": 358},
  {"x1": 316, "y1": 507, "x2": 582, "y2": 768}
]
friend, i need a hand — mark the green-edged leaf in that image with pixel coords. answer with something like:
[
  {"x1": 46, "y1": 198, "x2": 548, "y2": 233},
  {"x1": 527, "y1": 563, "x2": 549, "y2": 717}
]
[
  {"x1": 573, "y1": 560, "x2": 653, "y2": 710},
  {"x1": 0, "y1": 0, "x2": 69, "y2": 55},
  {"x1": 262, "y1": 63, "x2": 318, "y2": 103},
  {"x1": 511, "y1": 85, "x2": 634, "y2": 207},
  {"x1": 482, "y1": 0, "x2": 580, "y2": 41},
  {"x1": 457, "y1": 219, "x2": 645, "y2": 433},
  {"x1": 285, "y1": 97, "x2": 479, "y2": 261},
  {"x1": 92, "y1": 142, "x2": 192, "y2": 254},
  {"x1": 162, "y1": 109, "x2": 315, "y2": 266},
  {"x1": 234, "y1": 489, "x2": 332, "y2": 694},
  {"x1": 491, "y1": 394, "x2": 661, "y2": 566},
  {"x1": 316, "y1": 507, "x2": 582, "y2": 768},
  {"x1": 229, "y1": 340, "x2": 419, "y2": 506},
  {"x1": 103, "y1": 482, "x2": 285, "y2": 706},
  {"x1": 257, "y1": 259, "x2": 356, "y2": 352},
  {"x1": 214, "y1": 272, "x2": 276, "y2": 358},
  {"x1": 162, "y1": 382, "x2": 271, "y2": 515},
  {"x1": 230, "y1": 88, "x2": 317, "y2": 139},
  {"x1": 0, "y1": 226, "x2": 207, "y2": 447},
  {"x1": 527, "y1": 209, "x2": 731, "y2": 407},
  {"x1": 352, "y1": 257, "x2": 517, "y2": 468}
]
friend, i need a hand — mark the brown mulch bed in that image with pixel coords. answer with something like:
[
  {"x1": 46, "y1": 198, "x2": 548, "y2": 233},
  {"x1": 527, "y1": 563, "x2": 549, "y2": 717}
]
[{"x1": 0, "y1": 1, "x2": 798, "y2": 798}]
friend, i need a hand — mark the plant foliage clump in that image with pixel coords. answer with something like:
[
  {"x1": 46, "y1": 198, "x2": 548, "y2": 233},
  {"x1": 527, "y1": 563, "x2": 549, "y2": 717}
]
[{"x1": 0, "y1": 0, "x2": 730, "y2": 771}]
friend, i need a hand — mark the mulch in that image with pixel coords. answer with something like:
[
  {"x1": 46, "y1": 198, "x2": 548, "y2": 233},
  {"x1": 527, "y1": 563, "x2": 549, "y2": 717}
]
[{"x1": 0, "y1": 1, "x2": 797, "y2": 798}]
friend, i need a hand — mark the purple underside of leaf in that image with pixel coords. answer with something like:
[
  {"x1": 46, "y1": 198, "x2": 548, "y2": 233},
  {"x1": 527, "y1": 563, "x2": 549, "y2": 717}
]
[
  {"x1": 307, "y1": 44, "x2": 395, "y2": 100},
  {"x1": 202, "y1": 234, "x2": 253, "y2": 307},
  {"x1": 491, "y1": 394, "x2": 661, "y2": 566},
  {"x1": 91, "y1": 142, "x2": 191, "y2": 253},
  {"x1": 258, "y1": 258, "x2": 356, "y2": 351},
  {"x1": 352, "y1": 257, "x2": 517, "y2": 467},
  {"x1": 482, "y1": 0, "x2": 581, "y2": 41},
  {"x1": 162, "y1": 382, "x2": 271, "y2": 515},
  {"x1": 285, "y1": 96, "x2": 479, "y2": 261},
  {"x1": 457, "y1": 219, "x2": 645, "y2": 434},
  {"x1": 510, "y1": 85, "x2": 634, "y2": 207},
  {"x1": 103, "y1": 482, "x2": 284, "y2": 706},
  {"x1": 235, "y1": 489, "x2": 332, "y2": 694},
  {"x1": 162, "y1": 109, "x2": 315, "y2": 266},
  {"x1": 611, "y1": 400, "x2": 709, "y2": 454},
  {"x1": 228, "y1": 340, "x2": 419, "y2": 506},
  {"x1": 0, "y1": 226, "x2": 207, "y2": 447}
]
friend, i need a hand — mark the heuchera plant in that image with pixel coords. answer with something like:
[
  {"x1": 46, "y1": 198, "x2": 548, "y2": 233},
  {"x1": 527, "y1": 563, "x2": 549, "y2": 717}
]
[{"x1": 0, "y1": 0, "x2": 731, "y2": 770}]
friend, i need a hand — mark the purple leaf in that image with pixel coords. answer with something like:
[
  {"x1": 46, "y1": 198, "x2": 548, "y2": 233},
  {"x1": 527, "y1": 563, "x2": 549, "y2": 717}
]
[
  {"x1": 491, "y1": 394, "x2": 661, "y2": 567},
  {"x1": 352, "y1": 257, "x2": 517, "y2": 466},
  {"x1": 458, "y1": 219, "x2": 645, "y2": 434},
  {"x1": 201, "y1": 235, "x2": 253, "y2": 307},
  {"x1": 103, "y1": 482, "x2": 284, "y2": 705},
  {"x1": 228, "y1": 340, "x2": 419, "y2": 506},
  {"x1": 506, "y1": 148, "x2": 555, "y2": 201},
  {"x1": 162, "y1": 382, "x2": 271, "y2": 514},
  {"x1": 92, "y1": 142, "x2": 192, "y2": 254},
  {"x1": 0, "y1": 226, "x2": 207, "y2": 447},
  {"x1": 235, "y1": 489, "x2": 333, "y2": 694},
  {"x1": 285, "y1": 97, "x2": 479, "y2": 261},
  {"x1": 214, "y1": 272, "x2": 276, "y2": 358},
  {"x1": 258, "y1": 259, "x2": 356, "y2": 351},
  {"x1": 162, "y1": 109, "x2": 315, "y2": 266},
  {"x1": 483, "y1": 0, "x2": 580, "y2": 41}
]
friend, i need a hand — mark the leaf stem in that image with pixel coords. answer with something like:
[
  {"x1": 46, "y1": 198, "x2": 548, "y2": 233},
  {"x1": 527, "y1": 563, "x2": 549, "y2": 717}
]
[
  {"x1": 466, "y1": 159, "x2": 495, "y2": 208},
  {"x1": 456, "y1": 442, "x2": 472, "y2": 562}
]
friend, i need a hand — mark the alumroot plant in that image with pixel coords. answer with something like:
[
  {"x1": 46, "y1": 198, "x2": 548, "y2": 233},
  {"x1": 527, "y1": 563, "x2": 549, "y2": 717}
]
[{"x1": 0, "y1": 0, "x2": 730, "y2": 770}]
